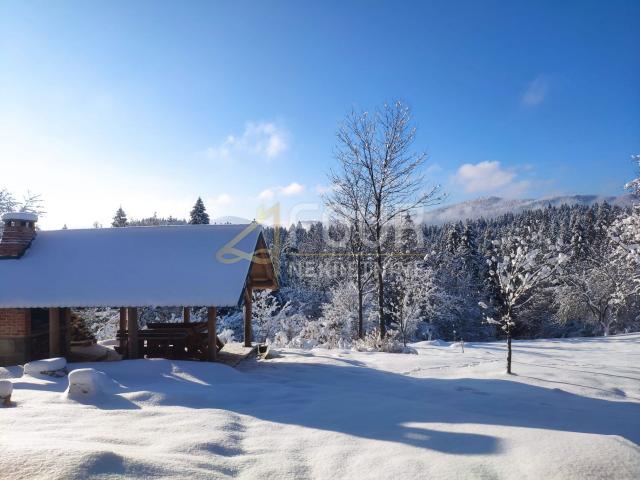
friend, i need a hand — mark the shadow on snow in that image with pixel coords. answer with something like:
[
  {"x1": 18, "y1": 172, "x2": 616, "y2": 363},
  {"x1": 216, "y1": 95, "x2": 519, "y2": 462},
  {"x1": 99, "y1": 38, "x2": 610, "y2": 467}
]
[{"x1": 11, "y1": 356, "x2": 640, "y2": 456}]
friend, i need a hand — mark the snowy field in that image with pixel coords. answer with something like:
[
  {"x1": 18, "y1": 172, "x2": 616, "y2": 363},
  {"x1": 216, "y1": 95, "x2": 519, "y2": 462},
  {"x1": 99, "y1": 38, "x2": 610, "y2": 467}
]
[{"x1": 1, "y1": 334, "x2": 639, "y2": 479}]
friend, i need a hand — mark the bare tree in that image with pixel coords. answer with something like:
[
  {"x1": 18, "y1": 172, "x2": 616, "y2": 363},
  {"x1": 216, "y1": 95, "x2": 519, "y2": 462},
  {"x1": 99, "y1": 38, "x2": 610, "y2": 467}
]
[
  {"x1": 325, "y1": 149, "x2": 372, "y2": 338},
  {"x1": 0, "y1": 189, "x2": 44, "y2": 216},
  {"x1": 332, "y1": 101, "x2": 443, "y2": 338}
]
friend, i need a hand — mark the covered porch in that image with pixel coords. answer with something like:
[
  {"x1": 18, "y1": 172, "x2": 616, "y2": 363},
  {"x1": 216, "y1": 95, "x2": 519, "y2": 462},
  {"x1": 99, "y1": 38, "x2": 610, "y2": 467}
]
[{"x1": 0, "y1": 222, "x2": 278, "y2": 366}]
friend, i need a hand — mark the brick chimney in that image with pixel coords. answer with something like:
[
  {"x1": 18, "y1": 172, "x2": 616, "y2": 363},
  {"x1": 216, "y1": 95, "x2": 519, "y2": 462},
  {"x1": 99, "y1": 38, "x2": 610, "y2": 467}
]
[{"x1": 0, "y1": 212, "x2": 38, "y2": 258}]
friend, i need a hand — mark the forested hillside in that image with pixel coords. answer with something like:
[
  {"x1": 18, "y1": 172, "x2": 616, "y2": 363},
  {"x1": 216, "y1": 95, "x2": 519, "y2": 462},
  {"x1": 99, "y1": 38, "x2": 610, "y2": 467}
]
[{"x1": 261, "y1": 200, "x2": 639, "y2": 348}]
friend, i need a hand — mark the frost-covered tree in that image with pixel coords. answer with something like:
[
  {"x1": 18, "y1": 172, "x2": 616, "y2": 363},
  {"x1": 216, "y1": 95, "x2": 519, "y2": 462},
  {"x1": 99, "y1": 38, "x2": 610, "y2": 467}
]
[
  {"x1": 624, "y1": 154, "x2": 640, "y2": 196},
  {"x1": 111, "y1": 206, "x2": 128, "y2": 227},
  {"x1": 334, "y1": 101, "x2": 443, "y2": 338},
  {"x1": 398, "y1": 212, "x2": 419, "y2": 254},
  {"x1": 482, "y1": 227, "x2": 564, "y2": 373},
  {"x1": 386, "y1": 262, "x2": 440, "y2": 347},
  {"x1": 189, "y1": 197, "x2": 210, "y2": 225},
  {"x1": 0, "y1": 189, "x2": 18, "y2": 215},
  {"x1": 319, "y1": 280, "x2": 364, "y2": 347},
  {"x1": 0, "y1": 189, "x2": 45, "y2": 230},
  {"x1": 607, "y1": 154, "x2": 640, "y2": 298},
  {"x1": 556, "y1": 254, "x2": 636, "y2": 336}
]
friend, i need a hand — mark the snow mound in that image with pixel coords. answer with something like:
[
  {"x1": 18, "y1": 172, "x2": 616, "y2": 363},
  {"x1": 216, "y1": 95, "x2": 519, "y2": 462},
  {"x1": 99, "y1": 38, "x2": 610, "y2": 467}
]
[
  {"x1": 65, "y1": 368, "x2": 113, "y2": 398},
  {"x1": 23, "y1": 357, "x2": 67, "y2": 377},
  {"x1": 0, "y1": 380, "x2": 12, "y2": 406},
  {"x1": 0, "y1": 365, "x2": 23, "y2": 379}
]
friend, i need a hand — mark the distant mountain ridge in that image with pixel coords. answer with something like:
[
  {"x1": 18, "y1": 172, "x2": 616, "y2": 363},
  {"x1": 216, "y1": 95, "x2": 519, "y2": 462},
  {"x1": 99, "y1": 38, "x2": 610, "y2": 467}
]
[{"x1": 419, "y1": 194, "x2": 635, "y2": 225}]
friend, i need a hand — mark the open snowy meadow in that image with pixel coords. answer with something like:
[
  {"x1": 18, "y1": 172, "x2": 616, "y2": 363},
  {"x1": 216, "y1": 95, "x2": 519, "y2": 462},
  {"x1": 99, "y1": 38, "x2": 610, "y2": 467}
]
[{"x1": 1, "y1": 334, "x2": 639, "y2": 480}]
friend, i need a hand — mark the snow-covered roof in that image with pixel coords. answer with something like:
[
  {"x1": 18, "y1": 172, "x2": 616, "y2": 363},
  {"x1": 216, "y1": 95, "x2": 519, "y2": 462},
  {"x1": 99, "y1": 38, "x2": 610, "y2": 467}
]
[
  {"x1": 0, "y1": 224, "x2": 267, "y2": 308},
  {"x1": 2, "y1": 212, "x2": 38, "y2": 222}
]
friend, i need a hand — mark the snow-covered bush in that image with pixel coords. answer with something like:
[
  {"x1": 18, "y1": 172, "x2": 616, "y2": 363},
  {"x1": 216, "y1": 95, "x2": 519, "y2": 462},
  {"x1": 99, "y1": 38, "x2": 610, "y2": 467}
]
[
  {"x1": 353, "y1": 329, "x2": 406, "y2": 353},
  {"x1": 252, "y1": 290, "x2": 292, "y2": 343},
  {"x1": 217, "y1": 328, "x2": 236, "y2": 344}
]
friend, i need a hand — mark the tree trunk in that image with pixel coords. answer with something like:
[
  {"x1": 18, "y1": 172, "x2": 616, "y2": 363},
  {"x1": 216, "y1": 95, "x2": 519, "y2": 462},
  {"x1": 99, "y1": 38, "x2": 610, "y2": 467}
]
[
  {"x1": 506, "y1": 327, "x2": 512, "y2": 374},
  {"x1": 356, "y1": 254, "x2": 364, "y2": 339},
  {"x1": 375, "y1": 243, "x2": 385, "y2": 338},
  {"x1": 600, "y1": 311, "x2": 611, "y2": 336}
]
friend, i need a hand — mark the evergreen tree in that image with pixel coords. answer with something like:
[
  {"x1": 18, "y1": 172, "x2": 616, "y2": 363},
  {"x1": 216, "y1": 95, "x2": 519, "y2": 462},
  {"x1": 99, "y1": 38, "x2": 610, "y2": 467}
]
[
  {"x1": 458, "y1": 222, "x2": 481, "y2": 274},
  {"x1": 189, "y1": 197, "x2": 210, "y2": 224},
  {"x1": 444, "y1": 223, "x2": 461, "y2": 254},
  {"x1": 398, "y1": 212, "x2": 418, "y2": 255},
  {"x1": 111, "y1": 206, "x2": 128, "y2": 227},
  {"x1": 570, "y1": 215, "x2": 589, "y2": 259}
]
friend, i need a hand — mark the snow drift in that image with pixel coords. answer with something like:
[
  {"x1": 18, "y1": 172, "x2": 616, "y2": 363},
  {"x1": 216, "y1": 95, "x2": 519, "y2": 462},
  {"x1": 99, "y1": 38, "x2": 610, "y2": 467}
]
[{"x1": 1, "y1": 335, "x2": 639, "y2": 479}]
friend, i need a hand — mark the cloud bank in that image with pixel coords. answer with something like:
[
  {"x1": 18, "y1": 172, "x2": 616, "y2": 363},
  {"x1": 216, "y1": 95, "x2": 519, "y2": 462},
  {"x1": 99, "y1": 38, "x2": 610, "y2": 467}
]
[
  {"x1": 453, "y1": 161, "x2": 530, "y2": 197},
  {"x1": 206, "y1": 121, "x2": 289, "y2": 161}
]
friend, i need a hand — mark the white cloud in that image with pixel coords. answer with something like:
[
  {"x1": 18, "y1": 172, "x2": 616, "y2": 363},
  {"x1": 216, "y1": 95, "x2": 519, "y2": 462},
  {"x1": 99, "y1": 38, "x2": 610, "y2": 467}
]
[
  {"x1": 521, "y1": 75, "x2": 549, "y2": 107},
  {"x1": 257, "y1": 182, "x2": 305, "y2": 201},
  {"x1": 258, "y1": 189, "x2": 275, "y2": 201},
  {"x1": 281, "y1": 182, "x2": 304, "y2": 196},
  {"x1": 454, "y1": 161, "x2": 530, "y2": 196},
  {"x1": 205, "y1": 121, "x2": 289, "y2": 161}
]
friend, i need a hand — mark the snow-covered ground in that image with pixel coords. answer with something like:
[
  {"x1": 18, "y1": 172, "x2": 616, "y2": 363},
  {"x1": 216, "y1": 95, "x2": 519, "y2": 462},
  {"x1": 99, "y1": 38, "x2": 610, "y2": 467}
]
[{"x1": 1, "y1": 334, "x2": 639, "y2": 479}]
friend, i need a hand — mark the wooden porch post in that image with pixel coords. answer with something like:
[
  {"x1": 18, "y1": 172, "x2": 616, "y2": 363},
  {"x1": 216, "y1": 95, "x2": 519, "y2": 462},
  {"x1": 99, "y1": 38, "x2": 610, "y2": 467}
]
[
  {"x1": 244, "y1": 286, "x2": 252, "y2": 347},
  {"x1": 207, "y1": 307, "x2": 217, "y2": 361},
  {"x1": 62, "y1": 308, "x2": 71, "y2": 356},
  {"x1": 183, "y1": 307, "x2": 191, "y2": 324},
  {"x1": 49, "y1": 308, "x2": 60, "y2": 357},
  {"x1": 127, "y1": 307, "x2": 139, "y2": 359},
  {"x1": 119, "y1": 308, "x2": 127, "y2": 352}
]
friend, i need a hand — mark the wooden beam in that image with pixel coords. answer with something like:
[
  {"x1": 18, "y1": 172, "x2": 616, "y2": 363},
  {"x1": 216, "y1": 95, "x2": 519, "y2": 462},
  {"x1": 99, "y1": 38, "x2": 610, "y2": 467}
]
[
  {"x1": 257, "y1": 234, "x2": 278, "y2": 290},
  {"x1": 207, "y1": 307, "x2": 217, "y2": 361},
  {"x1": 244, "y1": 286, "x2": 252, "y2": 347},
  {"x1": 49, "y1": 308, "x2": 60, "y2": 357},
  {"x1": 183, "y1": 306, "x2": 191, "y2": 324},
  {"x1": 127, "y1": 307, "x2": 139, "y2": 359},
  {"x1": 250, "y1": 280, "x2": 277, "y2": 289},
  {"x1": 119, "y1": 307, "x2": 127, "y2": 351}
]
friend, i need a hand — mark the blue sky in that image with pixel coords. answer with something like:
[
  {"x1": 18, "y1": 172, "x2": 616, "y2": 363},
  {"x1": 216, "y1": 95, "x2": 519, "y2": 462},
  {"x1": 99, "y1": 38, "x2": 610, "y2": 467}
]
[{"x1": 1, "y1": 0, "x2": 638, "y2": 229}]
